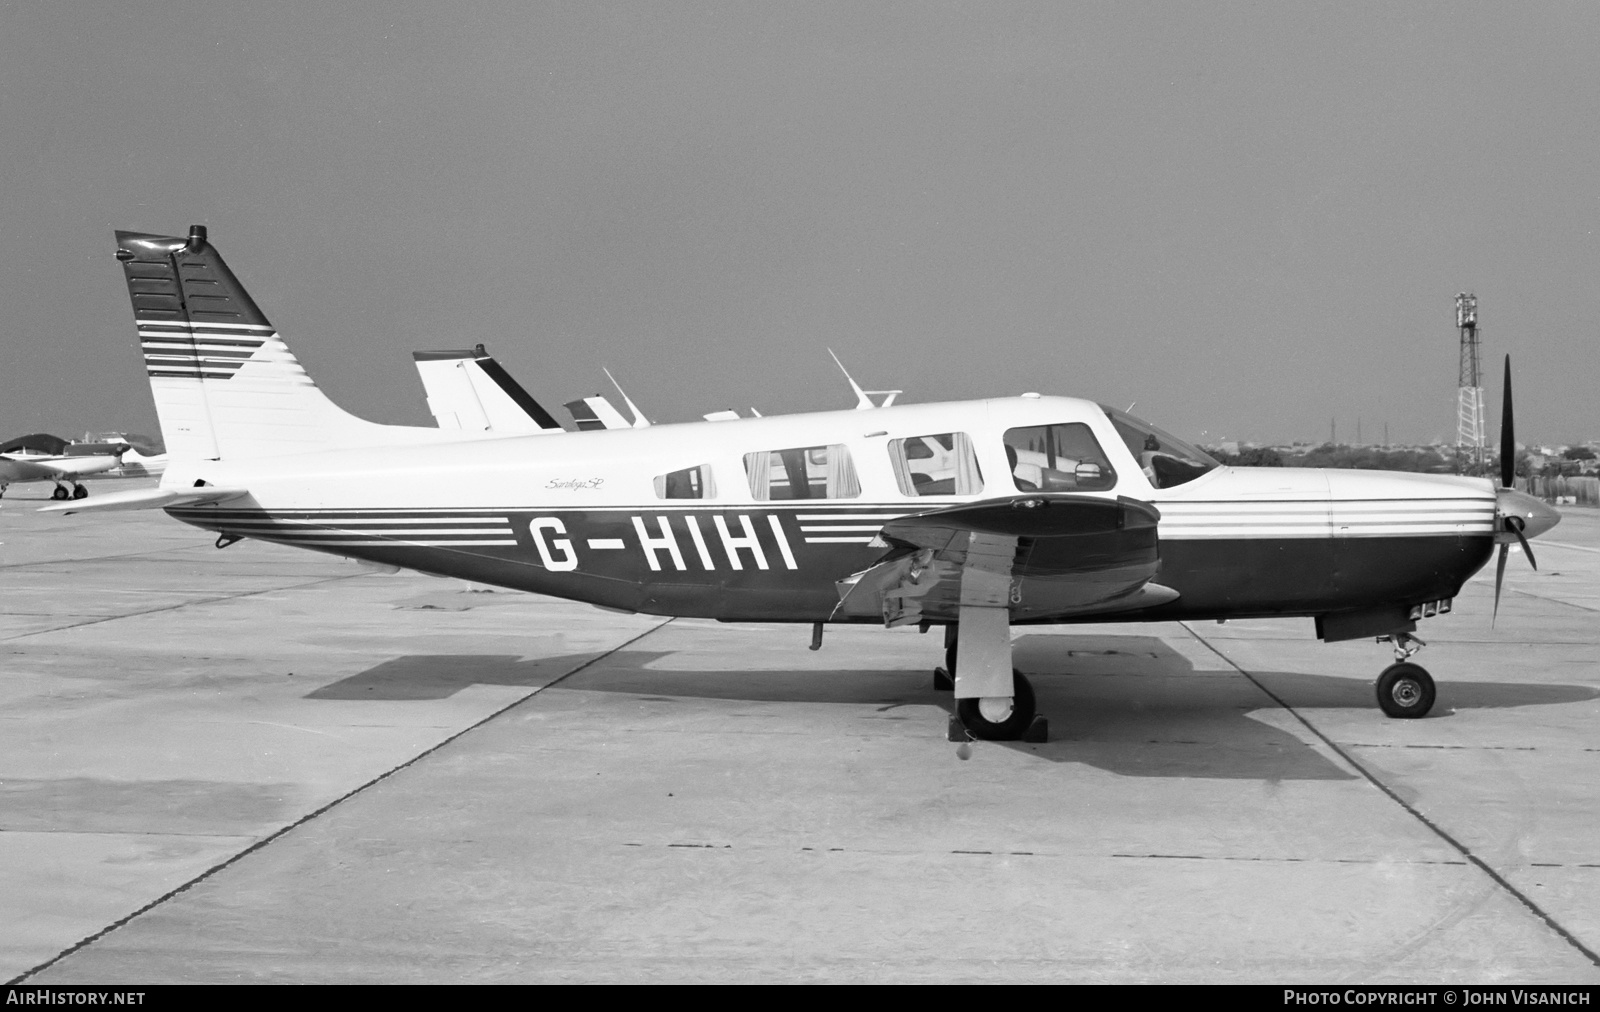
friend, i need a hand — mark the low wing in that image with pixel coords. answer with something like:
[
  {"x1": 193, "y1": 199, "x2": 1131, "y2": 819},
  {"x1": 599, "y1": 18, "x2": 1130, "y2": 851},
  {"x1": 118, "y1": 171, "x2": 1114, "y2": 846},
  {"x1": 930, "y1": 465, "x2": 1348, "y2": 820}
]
[
  {"x1": 33, "y1": 454, "x2": 124, "y2": 478},
  {"x1": 835, "y1": 494, "x2": 1176, "y2": 626},
  {"x1": 38, "y1": 486, "x2": 249, "y2": 515},
  {"x1": 0, "y1": 453, "x2": 122, "y2": 481}
]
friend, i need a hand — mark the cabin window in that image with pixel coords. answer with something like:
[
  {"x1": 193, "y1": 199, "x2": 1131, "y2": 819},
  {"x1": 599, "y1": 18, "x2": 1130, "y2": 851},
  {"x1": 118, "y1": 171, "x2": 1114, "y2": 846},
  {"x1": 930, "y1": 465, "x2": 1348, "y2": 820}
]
[
  {"x1": 888, "y1": 432, "x2": 984, "y2": 496},
  {"x1": 1002, "y1": 423, "x2": 1117, "y2": 492},
  {"x1": 744, "y1": 444, "x2": 861, "y2": 500},
  {"x1": 653, "y1": 464, "x2": 716, "y2": 500},
  {"x1": 1101, "y1": 406, "x2": 1219, "y2": 489}
]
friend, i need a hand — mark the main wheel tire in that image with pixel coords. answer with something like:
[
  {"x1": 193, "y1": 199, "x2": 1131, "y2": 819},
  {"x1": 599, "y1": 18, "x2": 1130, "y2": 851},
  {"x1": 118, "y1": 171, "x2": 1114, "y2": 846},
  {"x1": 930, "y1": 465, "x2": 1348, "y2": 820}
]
[
  {"x1": 50, "y1": 486, "x2": 68, "y2": 500},
  {"x1": 1376, "y1": 662, "x2": 1435, "y2": 719},
  {"x1": 71, "y1": 485, "x2": 88, "y2": 499},
  {"x1": 955, "y1": 670, "x2": 1037, "y2": 740}
]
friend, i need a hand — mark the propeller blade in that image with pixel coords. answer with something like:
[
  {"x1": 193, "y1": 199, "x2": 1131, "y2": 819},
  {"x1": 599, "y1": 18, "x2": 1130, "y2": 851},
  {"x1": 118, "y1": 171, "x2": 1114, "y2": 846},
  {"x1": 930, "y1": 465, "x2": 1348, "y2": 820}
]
[
  {"x1": 1500, "y1": 355, "x2": 1515, "y2": 489},
  {"x1": 1508, "y1": 515, "x2": 1537, "y2": 571},
  {"x1": 1493, "y1": 542, "x2": 1509, "y2": 626}
]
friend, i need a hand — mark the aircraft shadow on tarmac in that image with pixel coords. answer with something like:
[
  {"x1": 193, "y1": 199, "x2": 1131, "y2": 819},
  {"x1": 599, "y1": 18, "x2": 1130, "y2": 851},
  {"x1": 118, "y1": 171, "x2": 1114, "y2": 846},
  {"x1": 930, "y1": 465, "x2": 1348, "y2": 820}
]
[
  {"x1": 308, "y1": 633, "x2": 1597, "y2": 781},
  {"x1": 304, "y1": 651, "x2": 673, "y2": 701}
]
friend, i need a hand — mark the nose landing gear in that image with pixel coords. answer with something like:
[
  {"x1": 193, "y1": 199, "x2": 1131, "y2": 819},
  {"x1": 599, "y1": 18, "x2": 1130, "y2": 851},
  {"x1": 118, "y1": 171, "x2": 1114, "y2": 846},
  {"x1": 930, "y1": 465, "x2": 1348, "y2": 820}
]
[{"x1": 1375, "y1": 631, "x2": 1435, "y2": 718}]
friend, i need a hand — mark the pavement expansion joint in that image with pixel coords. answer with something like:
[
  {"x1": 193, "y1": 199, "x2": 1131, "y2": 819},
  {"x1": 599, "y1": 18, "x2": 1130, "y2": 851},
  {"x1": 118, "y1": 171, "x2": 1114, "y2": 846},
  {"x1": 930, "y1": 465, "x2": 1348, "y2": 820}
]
[
  {"x1": 0, "y1": 573, "x2": 370, "y2": 644},
  {"x1": 607, "y1": 841, "x2": 1516, "y2": 867},
  {"x1": 1505, "y1": 587, "x2": 1600, "y2": 613},
  {"x1": 1110, "y1": 853, "x2": 1469, "y2": 865},
  {"x1": 9, "y1": 616, "x2": 675, "y2": 985},
  {"x1": 1347, "y1": 742, "x2": 1542, "y2": 751},
  {"x1": 1179, "y1": 620, "x2": 1600, "y2": 970},
  {"x1": 0, "y1": 545, "x2": 214, "y2": 572}
]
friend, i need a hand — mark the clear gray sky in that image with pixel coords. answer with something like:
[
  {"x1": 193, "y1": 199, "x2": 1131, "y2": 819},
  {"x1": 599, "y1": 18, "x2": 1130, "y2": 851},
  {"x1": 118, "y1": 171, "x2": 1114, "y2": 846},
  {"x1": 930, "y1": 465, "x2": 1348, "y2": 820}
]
[{"x1": 2, "y1": 2, "x2": 1596, "y2": 446}]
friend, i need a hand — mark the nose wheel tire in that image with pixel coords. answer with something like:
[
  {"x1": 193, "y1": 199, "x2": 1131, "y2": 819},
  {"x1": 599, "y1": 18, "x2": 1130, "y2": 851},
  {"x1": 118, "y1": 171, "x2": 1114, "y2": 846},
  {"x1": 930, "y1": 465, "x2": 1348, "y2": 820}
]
[
  {"x1": 1376, "y1": 662, "x2": 1435, "y2": 719},
  {"x1": 955, "y1": 670, "x2": 1036, "y2": 740}
]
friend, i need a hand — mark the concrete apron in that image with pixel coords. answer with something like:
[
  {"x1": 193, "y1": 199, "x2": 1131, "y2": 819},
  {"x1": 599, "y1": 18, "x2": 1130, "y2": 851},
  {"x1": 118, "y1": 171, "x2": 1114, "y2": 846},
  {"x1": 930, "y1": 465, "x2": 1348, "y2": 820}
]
[{"x1": 5, "y1": 491, "x2": 1599, "y2": 982}]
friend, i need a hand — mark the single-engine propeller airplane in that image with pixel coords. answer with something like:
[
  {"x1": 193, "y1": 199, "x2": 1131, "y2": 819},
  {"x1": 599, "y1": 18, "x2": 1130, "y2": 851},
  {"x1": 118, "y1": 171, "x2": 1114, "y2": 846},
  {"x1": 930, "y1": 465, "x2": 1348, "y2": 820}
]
[
  {"x1": 47, "y1": 226, "x2": 1560, "y2": 741},
  {"x1": 1, "y1": 432, "x2": 130, "y2": 500}
]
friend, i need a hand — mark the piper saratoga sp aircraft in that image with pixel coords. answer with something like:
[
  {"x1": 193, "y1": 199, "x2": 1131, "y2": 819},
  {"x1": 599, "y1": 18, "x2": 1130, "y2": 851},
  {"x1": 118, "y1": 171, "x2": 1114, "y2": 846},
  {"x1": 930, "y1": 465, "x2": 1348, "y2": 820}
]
[{"x1": 48, "y1": 225, "x2": 1560, "y2": 741}]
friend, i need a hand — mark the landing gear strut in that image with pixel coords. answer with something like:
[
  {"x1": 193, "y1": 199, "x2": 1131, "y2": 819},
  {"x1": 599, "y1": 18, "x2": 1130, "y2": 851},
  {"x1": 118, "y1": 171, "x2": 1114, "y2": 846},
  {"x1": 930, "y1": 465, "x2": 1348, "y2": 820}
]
[
  {"x1": 933, "y1": 625, "x2": 956, "y2": 691},
  {"x1": 1375, "y1": 631, "x2": 1435, "y2": 718},
  {"x1": 942, "y1": 617, "x2": 1047, "y2": 743}
]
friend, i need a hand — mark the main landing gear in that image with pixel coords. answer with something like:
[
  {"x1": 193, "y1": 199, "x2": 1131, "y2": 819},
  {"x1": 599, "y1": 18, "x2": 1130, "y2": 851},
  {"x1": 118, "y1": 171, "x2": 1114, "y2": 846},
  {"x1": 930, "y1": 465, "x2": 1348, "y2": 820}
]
[
  {"x1": 937, "y1": 623, "x2": 1048, "y2": 743},
  {"x1": 49, "y1": 483, "x2": 88, "y2": 501},
  {"x1": 1375, "y1": 631, "x2": 1435, "y2": 719}
]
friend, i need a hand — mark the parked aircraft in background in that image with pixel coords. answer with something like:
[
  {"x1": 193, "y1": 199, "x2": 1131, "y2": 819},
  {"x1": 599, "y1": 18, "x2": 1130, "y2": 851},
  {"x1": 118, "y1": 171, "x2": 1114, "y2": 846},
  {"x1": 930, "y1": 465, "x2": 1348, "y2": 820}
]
[
  {"x1": 49, "y1": 226, "x2": 1560, "y2": 742},
  {"x1": 72, "y1": 433, "x2": 168, "y2": 483},
  {"x1": 412, "y1": 345, "x2": 564, "y2": 435},
  {"x1": 1, "y1": 433, "x2": 125, "y2": 499},
  {"x1": 413, "y1": 346, "x2": 654, "y2": 435}
]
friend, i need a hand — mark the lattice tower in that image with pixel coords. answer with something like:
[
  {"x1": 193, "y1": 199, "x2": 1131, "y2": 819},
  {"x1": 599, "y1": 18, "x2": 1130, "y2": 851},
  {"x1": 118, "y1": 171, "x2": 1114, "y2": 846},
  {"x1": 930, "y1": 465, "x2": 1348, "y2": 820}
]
[{"x1": 1455, "y1": 293, "x2": 1486, "y2": 474}]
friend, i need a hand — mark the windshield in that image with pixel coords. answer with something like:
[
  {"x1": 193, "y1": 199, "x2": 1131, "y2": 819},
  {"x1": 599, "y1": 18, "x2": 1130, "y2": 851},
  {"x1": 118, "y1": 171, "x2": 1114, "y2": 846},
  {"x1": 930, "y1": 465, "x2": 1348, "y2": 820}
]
[{"x1": 1101, "y1": 406, "x2": 1219, "y2": 489}]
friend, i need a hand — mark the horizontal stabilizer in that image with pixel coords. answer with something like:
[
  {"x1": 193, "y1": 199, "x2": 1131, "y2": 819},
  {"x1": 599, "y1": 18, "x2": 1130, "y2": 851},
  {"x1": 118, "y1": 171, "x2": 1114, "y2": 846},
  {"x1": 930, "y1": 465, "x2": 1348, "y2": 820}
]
[{"x1": 39, "y1": 485, "x2": 249, "y2": 515}]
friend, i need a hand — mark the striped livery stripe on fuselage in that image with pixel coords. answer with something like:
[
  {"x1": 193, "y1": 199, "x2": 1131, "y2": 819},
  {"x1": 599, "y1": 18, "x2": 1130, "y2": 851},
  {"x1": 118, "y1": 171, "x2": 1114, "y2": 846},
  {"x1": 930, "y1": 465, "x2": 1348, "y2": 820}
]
[
  {"x1": 1158, "y1": 497, "x2": 1497, "y2": 539},
  {"x1": 164, "y1": 497, "x2": 1498, "y2": 624}
]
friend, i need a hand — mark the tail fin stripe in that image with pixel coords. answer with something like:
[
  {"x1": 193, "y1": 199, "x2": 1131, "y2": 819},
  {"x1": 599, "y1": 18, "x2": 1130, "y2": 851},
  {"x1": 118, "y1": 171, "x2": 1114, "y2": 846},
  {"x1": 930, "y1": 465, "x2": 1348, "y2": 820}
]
[
  {"x1": 144, "y1": 342, "x2": 262, "y2": 353},
  {"x1": 144, "y1": 354, "x2": 259, "y2": 365},
  {"x1": 142, "y1": 334, "x2": 264, "y2": 344},
  {"x1": 136, "y1": 321, "x2": 275, "y2": 333}
]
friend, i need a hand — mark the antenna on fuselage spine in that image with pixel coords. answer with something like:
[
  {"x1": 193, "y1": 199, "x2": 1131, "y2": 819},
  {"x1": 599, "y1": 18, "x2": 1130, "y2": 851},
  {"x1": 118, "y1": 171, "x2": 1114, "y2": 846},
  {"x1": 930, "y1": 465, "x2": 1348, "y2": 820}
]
[
  {"x1": 602, "y1": 367, "x2": 651, "y2": 428},
  {"x1": 827, "y1": 349, "x2": 901, "y2": 409}
]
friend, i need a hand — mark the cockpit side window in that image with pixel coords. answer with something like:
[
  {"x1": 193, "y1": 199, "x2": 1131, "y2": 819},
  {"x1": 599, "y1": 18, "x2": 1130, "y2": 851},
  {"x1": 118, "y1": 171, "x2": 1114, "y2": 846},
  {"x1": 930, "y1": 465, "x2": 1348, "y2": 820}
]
[
  {"x1": 887, "y1": 432, "x2": 984, "y2": 496},
  {"x1": 653, "y1": 464, "x2": 716, "y2": 500},
  {"x1": 1002, "y1": 423, "x2": 1116, "y2": 492},
  {"x1": 1101, "y1": 406, "x2": 1219, "y2": 489}
]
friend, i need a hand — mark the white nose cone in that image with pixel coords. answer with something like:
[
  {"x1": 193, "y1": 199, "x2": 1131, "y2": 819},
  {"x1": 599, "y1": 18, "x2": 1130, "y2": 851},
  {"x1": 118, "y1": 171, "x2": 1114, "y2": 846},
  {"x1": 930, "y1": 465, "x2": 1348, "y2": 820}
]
[{"x1": 1496, "y1": 488, "x2": 1561, "y2": 541}]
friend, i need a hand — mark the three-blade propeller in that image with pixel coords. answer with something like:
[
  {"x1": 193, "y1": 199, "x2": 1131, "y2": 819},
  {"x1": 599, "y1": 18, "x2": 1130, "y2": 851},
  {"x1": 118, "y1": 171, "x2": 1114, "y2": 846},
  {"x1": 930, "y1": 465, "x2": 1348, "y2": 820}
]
[{"x1": 1493, "y1": 355, "x2": 1536, "y2": 623}]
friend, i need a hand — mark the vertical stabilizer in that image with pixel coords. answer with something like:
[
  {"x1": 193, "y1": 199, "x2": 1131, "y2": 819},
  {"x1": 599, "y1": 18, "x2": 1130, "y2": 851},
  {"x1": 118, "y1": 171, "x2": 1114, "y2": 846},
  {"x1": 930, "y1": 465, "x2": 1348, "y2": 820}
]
[
  {"x1": 116, "y1": 226, "x2": 436, "y2": 462},
  {"x1": 412, "y1": 345, "x2": 564, "y2": 434}
]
